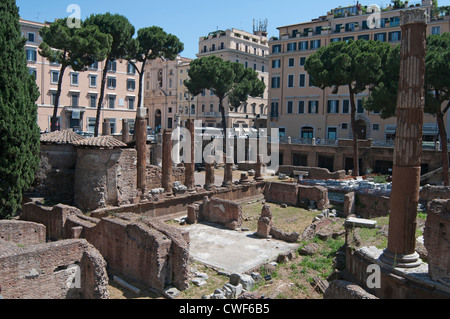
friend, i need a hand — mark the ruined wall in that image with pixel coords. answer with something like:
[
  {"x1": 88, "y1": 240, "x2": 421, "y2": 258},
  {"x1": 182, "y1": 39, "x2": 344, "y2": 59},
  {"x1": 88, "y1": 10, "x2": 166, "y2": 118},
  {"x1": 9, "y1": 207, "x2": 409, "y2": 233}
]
[
  {"x1": 83, "y1": 214, "x2": 190, "y2": 291},
  {"x1": 264, "y1": 182, "x2": 329, "y2": 210},
  {"x1": 32, "y1": 144, "x2": 77, "y2": 205},
  {"x1": 20, "y1": 202, "x2": 190, "y2": 292},
  {"x1": 0, "y1": 220, "x2": 46, "y2": 245},
  {"x1": 277, "y1": 165, "x2": 346, "y2": 180},
  {"x1": 424, "y1": 199, "x2": 450, "y2": 282},
  {"x1": 146, "y1": 165, "x2": 186, "y2": 190},
  {"x1": 74, "y1": 148, "x2": 138, "y2": 212},
  {"x1": 201, "y1": 197, "x2": 243, "y2": 230},
  {"x1": 0, "y1": 238, "x2": 109, "y2": 299},
  {"x1": 419, "y1": 185, "x2": 450, "y2": 202}
]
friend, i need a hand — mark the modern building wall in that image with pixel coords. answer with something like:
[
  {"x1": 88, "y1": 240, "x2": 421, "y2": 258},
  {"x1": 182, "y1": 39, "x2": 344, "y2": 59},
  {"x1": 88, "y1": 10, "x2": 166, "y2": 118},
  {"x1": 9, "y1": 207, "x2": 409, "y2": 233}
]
[
  {"x1": 267, "y1": 0, "x2": 449, "y2": 142},
  {"x1": 20, "y1": 19, "x2": 140, "y2": 135}
]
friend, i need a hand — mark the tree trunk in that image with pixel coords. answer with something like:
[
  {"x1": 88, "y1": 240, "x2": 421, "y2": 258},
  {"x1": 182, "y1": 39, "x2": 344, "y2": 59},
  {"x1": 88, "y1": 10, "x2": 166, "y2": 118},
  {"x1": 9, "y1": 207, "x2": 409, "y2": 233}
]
[
  {"x1": 349, "y1": 86, "x2": 360, "y2": 177},
  {"x1": 437, "y1": 103, "x2": 449, "y2": 186},
  {"x1": 51, "y1": 64, "x2": 67, "y2": 132},
  {"x1": 94, "y1": 58, "x2": 110, "y2": 137}
]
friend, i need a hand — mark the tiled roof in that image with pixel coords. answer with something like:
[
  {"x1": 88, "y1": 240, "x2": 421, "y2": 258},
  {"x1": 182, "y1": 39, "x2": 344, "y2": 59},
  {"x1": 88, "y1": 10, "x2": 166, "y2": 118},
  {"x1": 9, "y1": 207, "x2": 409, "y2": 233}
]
[
  {"x1": 40, "y1": 130, "x2": 86, "y2": 145},
  {"x1": 72, "y1": 135, "x2": 127, "y2": 148}
]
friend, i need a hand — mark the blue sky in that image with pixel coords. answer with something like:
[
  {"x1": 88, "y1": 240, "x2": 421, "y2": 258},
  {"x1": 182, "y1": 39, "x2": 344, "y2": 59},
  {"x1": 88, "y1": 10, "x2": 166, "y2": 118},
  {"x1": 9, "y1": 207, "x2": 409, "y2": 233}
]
[{"x1": 16, "y1": 0, "x2": 449, "y2": 59}]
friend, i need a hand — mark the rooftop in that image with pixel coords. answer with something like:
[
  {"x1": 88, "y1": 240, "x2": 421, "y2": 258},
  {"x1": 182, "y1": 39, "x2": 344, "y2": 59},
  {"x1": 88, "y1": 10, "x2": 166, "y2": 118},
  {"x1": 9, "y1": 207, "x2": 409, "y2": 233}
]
[
  {"x1": 72, "y1": 135, "x2": 127, "y2": 148},
  {"x1": 40, "y1": 130, "x2": 86, "y2": 145}
]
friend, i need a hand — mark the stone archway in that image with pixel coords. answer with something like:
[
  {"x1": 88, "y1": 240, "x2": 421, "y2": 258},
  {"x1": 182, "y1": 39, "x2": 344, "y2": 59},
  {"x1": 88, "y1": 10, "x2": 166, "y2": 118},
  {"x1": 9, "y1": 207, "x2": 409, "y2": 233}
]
[
  {"x1": 355, "y1": 120, "x2": 367, "y2": 139},
  {"x1": 350, "y1": 114, "x2": 372, "y2": 139}
]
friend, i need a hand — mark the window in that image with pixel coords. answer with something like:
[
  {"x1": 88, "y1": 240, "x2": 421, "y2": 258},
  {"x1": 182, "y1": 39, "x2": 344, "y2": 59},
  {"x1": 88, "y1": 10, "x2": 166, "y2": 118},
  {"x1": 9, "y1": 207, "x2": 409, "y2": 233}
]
[
  {"x1": 388, "y1": 31, "x2": 401, "y2": 42},
  {"x1": 327, "y1": 127, "x2": 337, "y2": 140},
  {"x1": 327, "y1": 100, "x2": 340, "y2": 114},
  {"x1": 331, "y1": 38, "x2": 341, "y2": 43},
  {"x1": 88, "y1": 117, "x2": 96, "y2": 133},
  {"x1": 272, "y1": 44, "x2": 281, "y2": 53},
  {"x1": 212, "y1": 44, "x2": 216, "y2": 51},
  {"x1": 26, "y1": 48, "x2": 37, "y2": 62},
  {"x1": 287, "y1": 74, "x2": 294, "y2": 88},
  {"x1": 335, "y1": 24, "x2": 342, "y2": 33},
  {"x1": 220, "y1": 42, "x2": 224, "y2": 50},
  {"x1": 89, "y1": 75, "x2": 97, "y2": 88},
  {"x1": 287, "y1": 101, "x2": 293, "y2": 114},
  {"x1": 309, "y1": 75, "x2": 316, "y2": 87},
  {"x1": 168, "y1": 118, "x2": 173, "y2": 129},
  {"x1": 272, "y1": 59, "x2": 281, "y2": 69},
  {"x1": 270, "y1": 102, "x2": 279, "y2": 118},
  {"x1": 287, "y1": 42, "x2": 297, "y2": 52},
  {"x1": 374, "y1": 33, "x2": 386, "y2": 42},
  {"x1": 253, "y1": 63, "x2": 257, "y2": 71},
  {"x1": 299, "y1": 57, "x2": 306, "y2": 66},
  {"x1": 90, "y1": 61, "x2": 98, "y2": 69},
  {"x1": 108, "y1": 60, "x2": 117, "y2": 72},
  {"x1": 299, "y1": 74, "x2": 306, "y2": 87},
  {"x1": 299, "y1": 41, "x2": 308, "y2": 51},
  {"x1": 345, "y1": 23, "x2": 355, "y2": 32},
  {"x1": 342, "y1": 100, "x2": 350, "y2": 114},
  {"x1": 108, "y1": 96, "x2": 116, "y2": 109},
  {"x1": 209, "y1": 104, "x2": 214, "y2": 112},
  {"x1": 28, "y1": 67, "x2": 37, "y2": 80},
  {"x1": 127, "y1": 79, "x2": 136, "y2": 91},
  {"x1": 357, "y1": 99, "x2": 364, "y2": 113},
  {"x1": 343, "y1": 36, "x2": 354, "y2": 42},
  {"x1": 262, "y1": 65, "x2": 265, "y2": 73},
  {"x1": 301, "y1": 127, "x2": 314, "y2": 139},
  {"x1": 127, "y1": 63, "x2": 136, "y2": 74},
  {"x1": 201, "y1": 104, "x2": 205, "y2": 113},
  {"x1": 71, "y1": 94, "x2": 79, "y2": 107},
  {"x1": 308, "y1": 101, "x2": 319, "y2": 114},
  {"x1": 27, "y1": 32, "x2": 35, "y2": 43},
  {"x1": 358, "y1": 34, "x2": 370, "y2": 41},
  {"x1": 431, "y1": 26, "x2": 440, "y2": 35},
  {"x1": 89, "y1": 94, "x2": 97, "y2": 108},
  {"x1": 191, "y1": 104, "x2": 195, "y2": 115},
  {"x1": 244, "y1": 61, "x2": 248, "y2": 68},
  {"x1": 341, "y1": 123, "x2": 348, "y2": 130},
  {"x1": 50, "y1": 92, "x2": 57, "y2": 106},
  {"x1": 298, "y1": 101, "x2": 305, "y2": 114},
  {"x1": 271, "y1": 76, "x2": 280, "y2": 89},
  {"x1": 373, "y1": 123, "x2": 380, "y2": 131},
  {"x1": 51, "y1": 70, "x2": 59, "y2": 84},
  {"x1": 310, "y1": 40, "x2": 321, "y2": 49},
  {"x1": 70, "y1": 73, "x2": 79, "y2": 86},
  {"x1": 128, "y1": 97, "x2": 135, "y2": 110},
  {"x1": 107, "y1": 77, "x2": 116, "y2": 89},
  {"x1": 288, "y1": 58, "x2": 295, "y2": 67}
]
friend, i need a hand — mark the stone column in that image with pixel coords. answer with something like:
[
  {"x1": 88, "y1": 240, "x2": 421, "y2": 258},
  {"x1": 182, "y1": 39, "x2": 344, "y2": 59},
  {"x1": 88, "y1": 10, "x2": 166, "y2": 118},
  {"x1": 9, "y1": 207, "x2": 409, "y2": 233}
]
[
  {"x1": 162, "y1": 129, "x2": 173, "y2": 196},
  {"x1": 204, "y1": 155, "x2": 215, "y2": 191},
  {"x1": 156, "y1": 133, "x2": 162, "y2": 167},
  {"x1": 184, "y1": 119, "x2": 195, "y2": 193},
  {"x1": 254, "y1": 154, "x2": 264, "y2": 182},
  {"x1": 222, "y1": 156, "x2": 234, "y2": 187},
  {"x1": 102, "y1": 119, "x2": 111, "y2": 136},
  {"x1": 136, "y1": 108, "x2": 147, "y2": 195},
  {"x1": 122, "y1": 119, "x2": 130, "y2": 144},
  {"x1": 379, "y1": 8, "x2": 427, "y2": 268}
]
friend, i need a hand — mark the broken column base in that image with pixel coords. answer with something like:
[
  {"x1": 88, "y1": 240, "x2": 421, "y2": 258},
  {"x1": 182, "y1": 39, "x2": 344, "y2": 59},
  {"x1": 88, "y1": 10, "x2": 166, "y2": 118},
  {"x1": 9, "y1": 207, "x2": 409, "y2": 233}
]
[
  {"x1": 344, "y1": 246, "x2": 450, "y2": 299},
  {"x1": 378, "y1": 249, "x2": 422, "y2": 269}
]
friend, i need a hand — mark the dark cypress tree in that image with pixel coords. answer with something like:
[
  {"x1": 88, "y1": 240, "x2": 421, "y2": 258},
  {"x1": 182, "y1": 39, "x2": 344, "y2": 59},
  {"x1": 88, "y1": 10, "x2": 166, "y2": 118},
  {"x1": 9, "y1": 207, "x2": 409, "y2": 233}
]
[{"x1": 0, "y1": 0, "x2": 40, "y2": 219}]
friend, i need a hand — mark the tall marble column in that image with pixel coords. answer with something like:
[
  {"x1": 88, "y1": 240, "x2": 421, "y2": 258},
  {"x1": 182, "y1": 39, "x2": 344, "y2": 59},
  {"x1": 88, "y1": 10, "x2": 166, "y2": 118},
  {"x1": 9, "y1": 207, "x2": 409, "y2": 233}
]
[
  {"x1": 184, "y1": 119, "x2": 195, "y2": 193},
  {"x1": 222, "y1": 156, "x2": 234, "y2": 187},
  {"x1": 136, "y1": 108, "x2": 147, "y2": 195},
  {"x1": 379, "y1": 8, "x2": 427, "y2": 268},
  {"x1": 254, "y1": 154, "x2": 264, "y2": 182},
  {"x1": 162, "y1": 129, "x2": 173, "y2": 197},
  {"x1": 102, "y1": 119, "x2": 111, "y2": 136},
  {"x1": 122, "y1": 119, "x2": 130, "y2": 144},
  {"x1": 204, "y1": 155, "x2": 215, "y2": 191}
]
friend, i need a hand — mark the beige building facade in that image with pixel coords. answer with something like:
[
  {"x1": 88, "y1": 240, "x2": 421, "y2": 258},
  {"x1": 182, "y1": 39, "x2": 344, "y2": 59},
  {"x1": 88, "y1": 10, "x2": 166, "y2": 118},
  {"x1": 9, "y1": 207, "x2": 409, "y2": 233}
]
[
  {"x1": 267, "y1": 0, "x2": 449, "y2": 143},
  {"x1": 193, "y1": 27, "x2": 270, "y2": 131},
  {"x1": 21, "y1": 19, "x2": 140, "y2": 136}
]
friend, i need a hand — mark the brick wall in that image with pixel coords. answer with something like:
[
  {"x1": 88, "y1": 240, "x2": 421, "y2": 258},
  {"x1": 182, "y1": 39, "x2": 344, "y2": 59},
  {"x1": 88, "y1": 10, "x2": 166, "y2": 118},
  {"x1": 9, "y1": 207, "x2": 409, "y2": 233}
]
[
  {"x1": 0, "y1": 238, "x2": 108, "y2": 299},
  {"x1": 0, "y1": 220, "x2": 45, "y2": 245}
]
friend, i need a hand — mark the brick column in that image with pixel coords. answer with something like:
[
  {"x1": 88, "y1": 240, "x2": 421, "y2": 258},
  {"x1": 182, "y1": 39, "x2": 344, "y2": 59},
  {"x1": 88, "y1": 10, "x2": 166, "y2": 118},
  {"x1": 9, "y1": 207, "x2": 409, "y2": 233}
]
[
  {"x1": 162, "y1": 129, "x2": 173, "y2": 197},
  {"x1": 204, "y1": 155, "x2": 215, "y2": 191},
  {"x1": 379, "y1": 8, "x2": 427, "y2": 268},
  {"x1": 136, "y1": 108, "x2": 147, "y2": 195},
  {"x1": 184, "y1": 119, "x2": 195, "y2": 193}
]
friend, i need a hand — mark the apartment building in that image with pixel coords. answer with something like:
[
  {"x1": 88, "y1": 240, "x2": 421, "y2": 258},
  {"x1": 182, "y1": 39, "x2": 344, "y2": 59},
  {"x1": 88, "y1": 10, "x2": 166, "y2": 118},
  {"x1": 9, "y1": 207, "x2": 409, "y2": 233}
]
[
  {"x1": 176, "y1": 57, "x2": 198, "y2": 128},
  {"x1": 21, "y1": 19, "x2": 140, "y2": 135},
  {"x1": 194, "y1": 27, "x2": 270, "y2": 131},
  {"x1": 267, "y1": 0, "x2": 449, "y2": 142}
]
